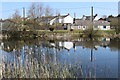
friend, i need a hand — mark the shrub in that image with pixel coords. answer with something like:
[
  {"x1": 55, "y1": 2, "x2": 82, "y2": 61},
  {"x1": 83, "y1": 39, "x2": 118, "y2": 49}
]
[
  {"x1": 70, "y1": 29, "x2": 73, "y2": 31},
  {"x1": 49, "y1": 26, "x2": 56, "y2": 31}
]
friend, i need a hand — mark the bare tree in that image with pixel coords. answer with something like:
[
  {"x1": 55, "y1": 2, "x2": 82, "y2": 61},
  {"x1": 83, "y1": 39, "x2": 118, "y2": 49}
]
[
  {"x1": 55, "y1": 8, "x2": 60, "y2": 16},
  {"x1": 44, "y1": 5, "x2": 53, "y2": 17},
  {"x1": 36, "y1": 3, "x2": 44, "y2": 18},
  {"x1": 5, "y1": 10, "x2": 21, "y2": 31},
  {"x1": 12, "y1": 10, "x2": 21, "y2": 26},
  {"x1": 12, "y1": 10, "x2": 21, "y2": 19},
  {"x1": 83, "y1": 21, "x2": 99, "y2": 38},
  {"x1": 28, "y1": 3, "x2": 36, "y2": 19},
  {"x1": 28, "y1": 2, "x2": 53, "y2": 18},
  {"x1": 109, "y1": 17, "x2": 119, "y2": 33}
]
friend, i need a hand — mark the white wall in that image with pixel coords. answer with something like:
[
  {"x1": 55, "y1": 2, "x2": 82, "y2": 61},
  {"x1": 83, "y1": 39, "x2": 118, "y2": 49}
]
[
  {"x1": 50, "y1": 18, "x2": 56, "y2": 25},
  {"x1": 59, "y1": 42, "x2": 73, "y2": 50},
  {"x1": 82, "y1": 16, "x2": 86, "y2": 20},
  {"x1": 78, "y1": 26, "x2": 81, "y2": 29},
  {"x1": 98, "y1": 26, "x2": 111, "y2": 30},
  {"x1": 63, "y1": 15, "x2": 73, "y2": 24},
  {"x1": 58, "y1": 18, "x2": 63, "y2": 23},
  {"x1": 94, "y1": 16, "x2": 99, "y2": 21},
  {"x1": 48, "y1": 15, "x2": 73, "y2": 25},
  {"x1": 71, "y1": 25, "x2": 111, "y2": 30},
  {"x1": 70, "y1": 25, "x2": 87, "y2": 30}
]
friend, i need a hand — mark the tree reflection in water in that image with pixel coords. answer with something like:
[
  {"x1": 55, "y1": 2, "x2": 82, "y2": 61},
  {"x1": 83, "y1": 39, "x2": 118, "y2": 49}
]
[{"x1": 0, "y1": 37, "x2": 119, "y2": 78}]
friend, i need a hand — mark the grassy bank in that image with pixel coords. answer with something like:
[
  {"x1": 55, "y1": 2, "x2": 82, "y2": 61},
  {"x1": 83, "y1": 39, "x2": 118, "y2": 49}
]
[
  {"x1": 36, "y1": 30, "x2": 117, "y2": 38},
  {"x1": 1, "y1": 30, "x2": 119, "y2": 39}
]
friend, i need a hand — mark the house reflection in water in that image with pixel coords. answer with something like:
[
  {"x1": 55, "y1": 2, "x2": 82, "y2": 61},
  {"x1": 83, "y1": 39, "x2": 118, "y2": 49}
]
[
  {"x1": 59, "y1": 42, "x2": 76, "y2": 51},
  {"x1": 0, "y1": 37, "x2": 119, "y2": 78},
  {"x1": 50, "y1": 41, "x2": 76, "y2": 52}
]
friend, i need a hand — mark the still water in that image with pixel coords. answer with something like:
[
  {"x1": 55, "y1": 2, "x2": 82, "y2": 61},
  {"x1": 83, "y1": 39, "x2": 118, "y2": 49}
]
[{"x1": 0, "y1": 37, "x2": 119, "y2": 78}]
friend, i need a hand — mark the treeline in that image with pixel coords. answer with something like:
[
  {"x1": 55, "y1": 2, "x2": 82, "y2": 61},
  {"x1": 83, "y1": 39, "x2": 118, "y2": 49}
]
[
  {"x1": 2, "y1": 3, "x2": 61, "y2": 31},
  {"x1": 12, "y1": 3, "x2": 57, "y2": 19},
  {"x1": 107, "y1": 14, "x2": 120, "y2": 33}
]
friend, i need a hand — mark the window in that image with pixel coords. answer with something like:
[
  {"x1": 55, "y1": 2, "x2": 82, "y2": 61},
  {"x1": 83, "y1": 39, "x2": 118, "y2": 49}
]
[
  {"x1": 103, "y1": 25, "x2": 106, "y2": 28},
  {"x1": 83, "y1": 26, "x2": 86, "y2": 28},
  {"x1": 78, "y1": 26, "x2": 81, "y2": 29}
]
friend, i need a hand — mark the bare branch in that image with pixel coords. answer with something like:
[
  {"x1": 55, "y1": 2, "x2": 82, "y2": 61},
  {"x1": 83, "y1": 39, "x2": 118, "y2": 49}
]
[
  {"x1": 12, "y1": 10, "x2": 21, "y2": 19},
  {"x1": 44, "y1": 5, "x2": 53, "y2": 17},
  {"x1": 28, "y1": 3, "x2": 36, "y2": 19},
  {"x1": 36, "y1": 3, "x2": 44, "y2": 18}
]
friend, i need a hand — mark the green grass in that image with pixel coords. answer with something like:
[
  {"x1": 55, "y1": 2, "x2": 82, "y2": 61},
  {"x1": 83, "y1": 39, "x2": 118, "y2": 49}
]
[
  {"x1": 36, "y1": 30, "x2": 116, "y2": 36},
  {"x1": 99, "y1": 30, "x2": 116, "y2": 34},
  {"x1": 99, "y1": 30, "x2": 115, "y2": 32},
  {"x1": 36, "y1": 30, "x2": 83, "y2": 33}
]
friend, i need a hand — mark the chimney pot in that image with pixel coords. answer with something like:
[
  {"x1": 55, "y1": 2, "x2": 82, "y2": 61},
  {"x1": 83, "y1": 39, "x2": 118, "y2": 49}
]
[
  {"x1": 58, "y1": 13, "x2": 61, "y2": 16},
  {"x1": 68, "y1": 13, "x2": 70, "y2": 15}
]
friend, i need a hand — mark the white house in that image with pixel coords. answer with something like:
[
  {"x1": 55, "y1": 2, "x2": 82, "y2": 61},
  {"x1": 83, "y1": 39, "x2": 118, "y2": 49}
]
[
  {"x1": 40, "y1": 13, "x2": 73, "y2": 25},
  {"x1": 59, "y1": 42, "x2": 73, "y2": 51},
  {"x1": 62, "y1": 14, "x2": 73, "y2": 24},
  {"x1": 50, "y1": 41, "x2": 76, "y2": 51},
  {"x1": 49, "y1": 17, "x2": 57, "y2": 25}
]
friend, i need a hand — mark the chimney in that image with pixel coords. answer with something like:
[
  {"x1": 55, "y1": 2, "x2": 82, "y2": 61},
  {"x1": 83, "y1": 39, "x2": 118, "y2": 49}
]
[
  {"x1": 74, "y1": 13, "x2": 76, "y2": 19},
  {"x1": 95, "y1": 14, "x2": 98, "y2": 17},
  {"x1": 73, "y1": 13, "x2": 76, "y2": 24},
  {"x1": 58, "y1": 13, "x2": 61, "y2": 16},
  {"x1": 68, "y1": 13, "x2": 70, "y2": 16}
]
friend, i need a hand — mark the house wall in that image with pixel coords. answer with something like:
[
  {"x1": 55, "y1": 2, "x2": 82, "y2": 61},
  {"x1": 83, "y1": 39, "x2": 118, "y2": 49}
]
[
  {"x1": 98, "y1": 26, "x2": 111, "y2": 30},
  {"x1": 0, "y1": 22, "x2": 2, "y2": 31},
  {"x1": 68, "y1": 25, "x2": 87, "y2": 30},
  {"x1": 67, "y1": 26, "x2": 71, "y2": 30},
  {"x1": 48, "y1": 15, "x2": 73, "y2": 25},
  {"x1": 71, "y1": 26, "x2": 78, "y2": 30},
  {"x1": 58, "y1": 18, "x2": 63, "y2": 23},
  {"x1": 50, "y1": 18, "x2": 63, "y2": 25},
  {"x1": 49, "y1": 18, "x2": 56, "y2": 25},
  {"x1": 94, "y1": 16, "x2": 99, "y2": 20},
  {"x1": 59, "y1": 42, "x2": 73, "y2": 50},
  {"x1": 82, "y1": 16, "x2": 86, "y2": 20},
  {"x1": 70, "y1": 25, "x2": 111, "y2": 30},
  {"x1": 63, "y1": 15, "x2": 73, "y2": 24},
  {"x1": 82, "y1": 26, "x2": 87, "y2": 30}
]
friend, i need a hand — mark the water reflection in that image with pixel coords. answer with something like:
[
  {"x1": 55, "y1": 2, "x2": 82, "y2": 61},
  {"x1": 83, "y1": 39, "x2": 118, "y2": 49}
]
[{"x1": 0, "y1": 37, "x2": 119, "y2": 78}]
